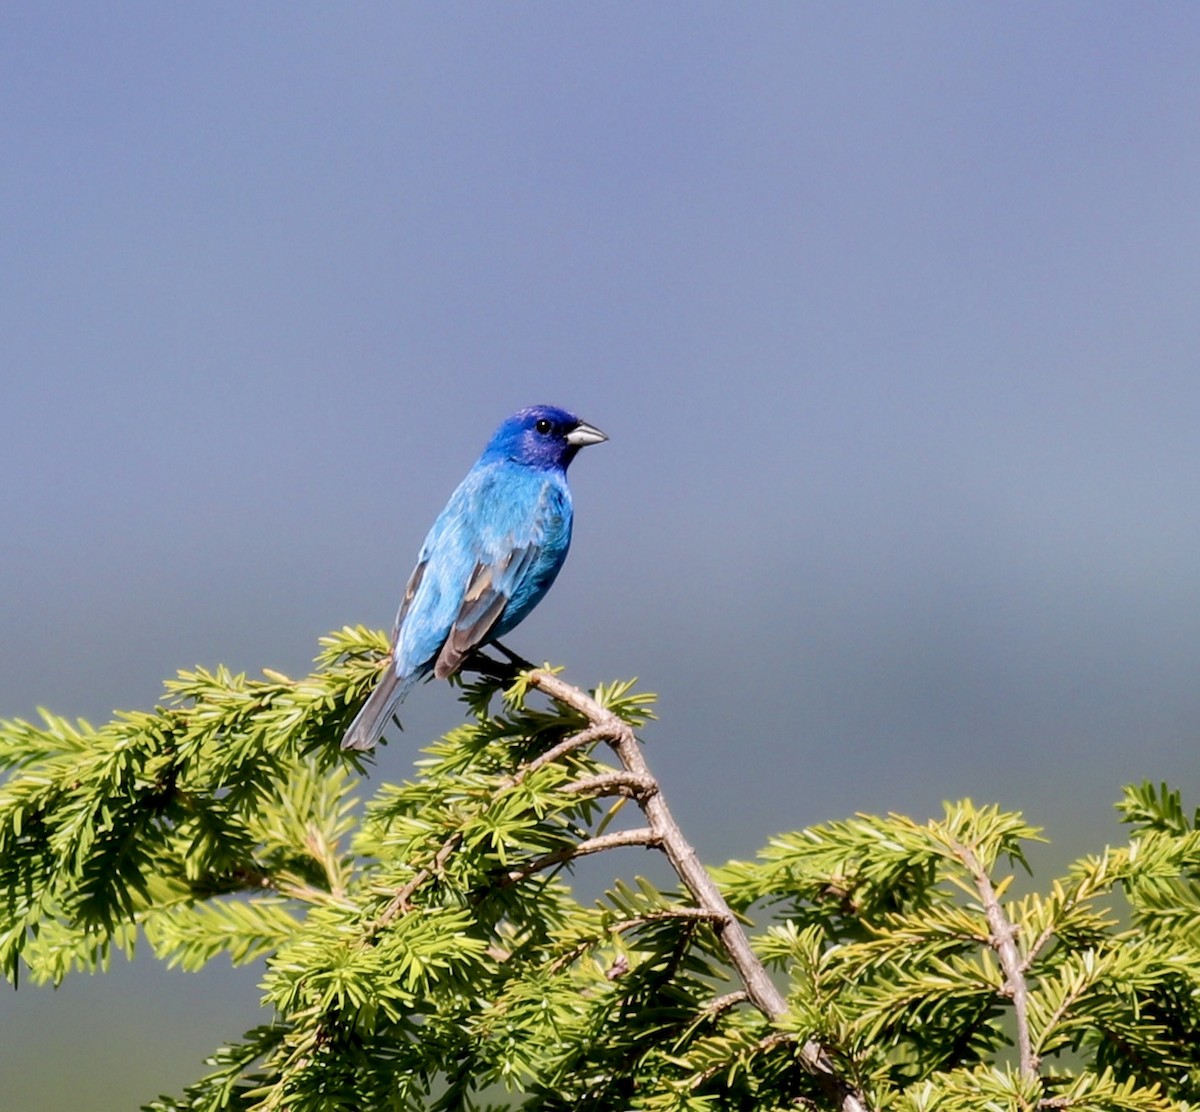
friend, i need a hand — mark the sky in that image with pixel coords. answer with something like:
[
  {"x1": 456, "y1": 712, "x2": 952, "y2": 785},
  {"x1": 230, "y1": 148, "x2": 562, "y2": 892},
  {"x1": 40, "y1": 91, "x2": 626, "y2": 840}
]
[{"x1": 3, "y1": 4, "x2": 1200, "y2": 1107}]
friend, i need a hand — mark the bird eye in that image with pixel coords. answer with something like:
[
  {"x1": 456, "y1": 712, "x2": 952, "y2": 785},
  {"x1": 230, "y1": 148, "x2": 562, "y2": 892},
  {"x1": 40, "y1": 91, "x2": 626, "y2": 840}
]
[{"x1": 535, "y1": 418, "x2": 553, "y2": 435}]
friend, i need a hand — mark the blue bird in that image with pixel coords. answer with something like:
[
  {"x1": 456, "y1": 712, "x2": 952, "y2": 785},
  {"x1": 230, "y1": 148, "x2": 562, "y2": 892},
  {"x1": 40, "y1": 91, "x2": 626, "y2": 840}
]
[{"x1": 342, "y1": 405, "x2": 607, "y2": 751}]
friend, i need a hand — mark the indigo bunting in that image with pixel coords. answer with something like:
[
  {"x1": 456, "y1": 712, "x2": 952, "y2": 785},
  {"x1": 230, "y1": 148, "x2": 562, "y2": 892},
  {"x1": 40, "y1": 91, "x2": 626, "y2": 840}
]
[{"x1": 341, "y1": 405, "x2": 607, "y2": 751}]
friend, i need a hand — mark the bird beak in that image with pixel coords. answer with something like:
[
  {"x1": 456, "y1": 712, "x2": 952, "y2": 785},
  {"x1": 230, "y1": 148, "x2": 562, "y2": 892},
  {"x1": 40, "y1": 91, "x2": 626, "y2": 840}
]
[{"x1": 566, "y1": 420, "x2": 608, "y2": 447}]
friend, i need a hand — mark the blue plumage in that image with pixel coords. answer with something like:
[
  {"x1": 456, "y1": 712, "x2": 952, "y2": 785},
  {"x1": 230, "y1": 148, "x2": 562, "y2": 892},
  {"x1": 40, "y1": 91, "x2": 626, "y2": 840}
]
[{"x1": 341, "y1": 405, "x2": 607, "y2": 751}]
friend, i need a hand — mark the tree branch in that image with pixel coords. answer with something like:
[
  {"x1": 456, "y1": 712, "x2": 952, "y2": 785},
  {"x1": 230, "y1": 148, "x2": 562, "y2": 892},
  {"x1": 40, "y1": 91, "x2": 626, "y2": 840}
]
[
  {"x1": 516, "y1": 722, "x2": 614, "y2": 780},
  {"x1": 610, "y1": 907, "x2": 726, "y2": 931},
  {"x1": 527, "y1": 669, "x2": 871, "y2": 1112},
  {"x1": 370, "y1": 728, "x2": 645, "y2": 929},
  {"x1": 500, "y1": 827, "x2": 660, "y2": 885},
  {"x1": 374, "y1": 830, "x2": 464, "y2": 928},
  {"x1": 703, "y1": 989, "x2": 749, "y2": 1018},
  {"x1": 954, "y1": 841, "x2": 1037, "y2": 1080},
  {"x1": 564, "y1": 770, "x2": 657, "y2": 799}
]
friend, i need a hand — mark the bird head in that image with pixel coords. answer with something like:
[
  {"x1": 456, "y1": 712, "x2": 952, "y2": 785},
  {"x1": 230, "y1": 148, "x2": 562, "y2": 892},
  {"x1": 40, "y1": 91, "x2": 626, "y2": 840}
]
[{"x1": 483, "y1": 406, "x2": 607, "y2": 470}]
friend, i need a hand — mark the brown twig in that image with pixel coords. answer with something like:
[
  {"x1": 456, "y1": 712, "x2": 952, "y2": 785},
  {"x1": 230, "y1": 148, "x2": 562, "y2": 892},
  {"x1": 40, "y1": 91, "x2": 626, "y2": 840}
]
[
  {"x1": 544, "y1": 907, "x2": 727, "y2": 978},
  {"x1": 564, "y1": 770, "x2": 658, "y2": 799},
  {"x1": 500, "y1": 827, "x2": 660, "y2": 885},
  {"x1": 375, "y1": 830, "x2": 463, "y2": 928},
  {"x1": 610, "y1": 907, "x2": 726, "y2": 931},
  {"x1": 527, "y1": 670, "x2": 871, "y2": 1112},
  {"x1": 954, "y1": 841, "x2": 1037, "y2": 1080},
  {"x1": 515, "y1": 723, "x2": 613, "y2": 781},
  {"x1": 703, "y1": 990, "x2": 750, "y2": 1018}
]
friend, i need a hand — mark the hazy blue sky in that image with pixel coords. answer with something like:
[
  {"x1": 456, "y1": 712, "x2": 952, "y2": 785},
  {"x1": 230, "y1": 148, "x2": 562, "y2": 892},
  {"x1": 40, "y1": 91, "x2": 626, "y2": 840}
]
[{"x1": 4, "y1": 5, "x2": 1200, "y2": 1107}]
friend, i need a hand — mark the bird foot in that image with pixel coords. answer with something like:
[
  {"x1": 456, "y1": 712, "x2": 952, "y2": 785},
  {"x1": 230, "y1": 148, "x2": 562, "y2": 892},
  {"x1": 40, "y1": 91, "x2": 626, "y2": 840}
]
[{"x1": 462, "y1": 641, "x2": 534, "y2": 683}]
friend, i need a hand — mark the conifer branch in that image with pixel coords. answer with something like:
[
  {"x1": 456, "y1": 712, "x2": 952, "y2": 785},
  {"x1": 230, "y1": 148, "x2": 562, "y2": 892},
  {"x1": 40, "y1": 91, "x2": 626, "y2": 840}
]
[
  {"x1": 609, "y1": 907, "x2": 727, "y2": 930},
  {"x1": 528, "y1": 671, "x2": 775, "y2": 1005},
  {"x1": 563, "y1": 770, "x2": 657, "y2": 799},
  {"x1": 375, "y1": 830, "x2": 463, "y2": 927},
  {"x1": 502, "y1": 827, "x2": 660, "y2": 885},
  {"x1": 704, "y1": 989, "x2": 750, "y2": 1017},
  {"x1": 515, "y1": 722, "x2": 614, "y2": 780},
  {"x1": 954, "y1": 840, "x2": 1037, "y2": 1080},
  {"x1": 527, "y1": 669, "x2": 873, "y2": 1112},
  {"x1": 12, "y1": 633, "x2": 1195, "y2": 1109},
  {"x1": 370, "y1": 724, "x2": 653, "y2": 928}
]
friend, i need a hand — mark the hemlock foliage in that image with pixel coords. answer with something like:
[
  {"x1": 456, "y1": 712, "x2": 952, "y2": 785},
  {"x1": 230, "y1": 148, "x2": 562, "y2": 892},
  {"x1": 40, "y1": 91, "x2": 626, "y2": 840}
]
[{"x1": 0, "y1": 627, "x2": 1195, "y2": 1110}]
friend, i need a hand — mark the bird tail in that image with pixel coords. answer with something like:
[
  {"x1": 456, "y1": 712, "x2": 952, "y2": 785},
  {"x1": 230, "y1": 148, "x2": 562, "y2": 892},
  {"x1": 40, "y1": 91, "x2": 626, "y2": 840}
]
[{"x1": 341, "y1": 667, "x2": 415, "y2": 751}]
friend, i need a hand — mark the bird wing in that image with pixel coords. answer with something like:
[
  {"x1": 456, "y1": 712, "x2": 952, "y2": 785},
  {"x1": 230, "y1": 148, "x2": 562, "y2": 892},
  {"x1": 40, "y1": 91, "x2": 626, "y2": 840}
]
[
  {"x1": 391, "y1": 559, "x2": 426, "y2": 645},
  {"x1": 431, "y1": 543, "x2": 541, "y2": 679}
]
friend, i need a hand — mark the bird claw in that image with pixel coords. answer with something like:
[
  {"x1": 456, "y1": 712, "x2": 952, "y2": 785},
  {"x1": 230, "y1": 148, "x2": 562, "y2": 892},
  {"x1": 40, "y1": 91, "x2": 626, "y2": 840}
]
[{"x1": 461, "y1": 645, "x2": 530, "y2": 683}]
